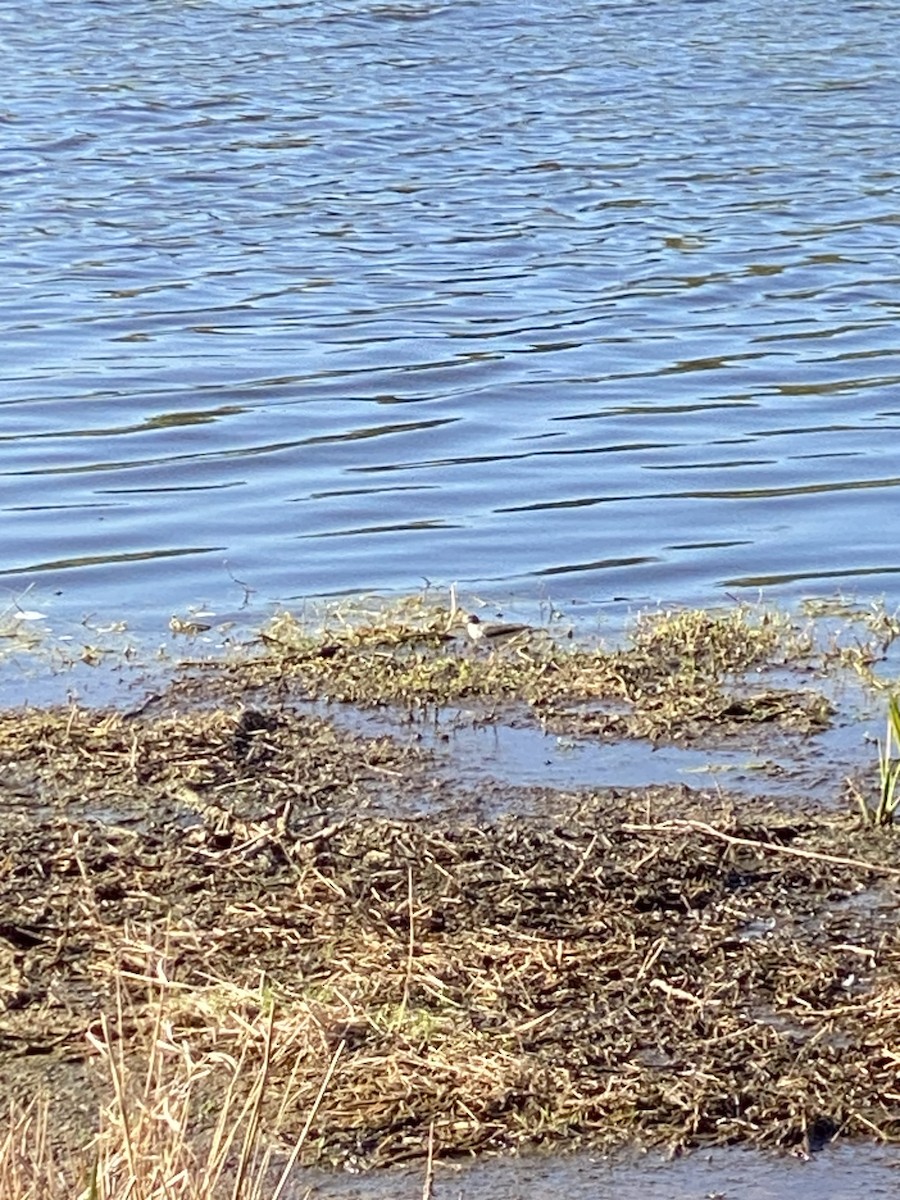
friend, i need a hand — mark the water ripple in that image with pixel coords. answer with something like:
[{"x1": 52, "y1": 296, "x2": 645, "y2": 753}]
[{"x1": 2, "y1": 0, "x2": 900, "y2": 625}]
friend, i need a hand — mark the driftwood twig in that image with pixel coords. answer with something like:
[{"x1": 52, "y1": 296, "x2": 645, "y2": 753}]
[{"x1": 622, "y1": 818, "x2": 900, "y2": 878}]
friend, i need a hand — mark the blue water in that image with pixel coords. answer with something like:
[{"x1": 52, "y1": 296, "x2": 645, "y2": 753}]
[{"x1": 3, "y1": 0, "x2": 900, "y2": 634}]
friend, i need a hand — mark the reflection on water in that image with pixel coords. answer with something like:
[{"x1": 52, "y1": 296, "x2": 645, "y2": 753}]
[{"x1": 3, "y1": 0, "x2": 900, "y2": 629}]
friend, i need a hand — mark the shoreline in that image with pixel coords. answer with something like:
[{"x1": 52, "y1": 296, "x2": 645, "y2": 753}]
[{"x1": 3, "y1": 595, "x2": 900, "y2": 1193}]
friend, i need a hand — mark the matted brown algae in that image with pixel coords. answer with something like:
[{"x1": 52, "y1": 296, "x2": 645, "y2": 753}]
[{"x1": 2, "y1": 596, "x2": 900, "y2": 1187}]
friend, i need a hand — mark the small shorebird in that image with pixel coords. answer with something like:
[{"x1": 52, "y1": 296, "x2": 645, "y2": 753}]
[{"x1": 465, "y1": 613, "x2": 532, "y2": 647}]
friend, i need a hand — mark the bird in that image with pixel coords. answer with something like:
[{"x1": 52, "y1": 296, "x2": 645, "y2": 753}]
[{"x1": 465, "y1": 613, "x2": 533, "y2": 647}]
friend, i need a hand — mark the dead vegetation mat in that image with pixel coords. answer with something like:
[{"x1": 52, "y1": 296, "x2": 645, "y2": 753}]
[
  {"x1": 167, "y1": 599, "x2": 836, "y2": 744},
  {"x1": 3, "y1": 702, "x2": 900, "y2": 1167}
]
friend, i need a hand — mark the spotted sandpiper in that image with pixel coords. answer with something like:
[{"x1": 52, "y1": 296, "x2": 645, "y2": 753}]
[{"x1": 465, "y1": 613, "x2": 532, "y2": 647}]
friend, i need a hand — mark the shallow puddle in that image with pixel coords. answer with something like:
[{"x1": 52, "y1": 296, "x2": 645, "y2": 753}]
[
  {"x1": 312, "y1": 694, "x2": 876, "y2": 811},
  {"x1": 287, "y1": 1143, "x2": 900, "y2": 1199}
]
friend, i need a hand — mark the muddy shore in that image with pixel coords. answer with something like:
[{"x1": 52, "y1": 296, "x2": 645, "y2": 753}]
[{"x1": 2, "y1": 597, "x2": 900, "y2": 1189}]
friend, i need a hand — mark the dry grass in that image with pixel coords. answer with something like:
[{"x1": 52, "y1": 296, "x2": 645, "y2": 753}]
[{"x1": 0, "y1": 943, "x2": 343, "y2": 1200}]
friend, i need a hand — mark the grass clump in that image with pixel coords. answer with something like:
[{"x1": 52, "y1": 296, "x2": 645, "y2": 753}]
[
  {"x1": 0, "y1": 951, "x2": 336, "y2": 1200},
  {"x1": 244, "y1": 598, "x2": 830, "y2": 742},
  {"x1": 854, "y1": 695, "x2": 900, "y2": 827}
]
